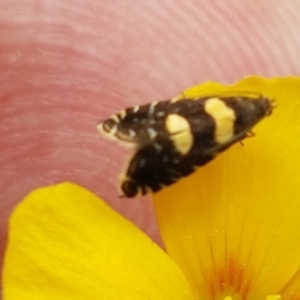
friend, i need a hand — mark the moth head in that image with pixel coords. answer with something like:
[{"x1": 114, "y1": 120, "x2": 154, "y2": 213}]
[
  {"x1": 100, "y1": 118, "x2": 118, "y2": 133},
  {"x1": 97, "y1": 109, "x2": 128, "y2": 138},
  {"x1": 97, "y1": 117, "x2": 118, "y2": 137},
  {"x1": 97, "y1": 117, "x2": 137, "y2": 143}
]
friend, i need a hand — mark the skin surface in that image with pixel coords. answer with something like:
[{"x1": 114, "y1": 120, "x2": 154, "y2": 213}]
[{"x1": 1, "y1": 0, "x2": 300, "y2": 288}]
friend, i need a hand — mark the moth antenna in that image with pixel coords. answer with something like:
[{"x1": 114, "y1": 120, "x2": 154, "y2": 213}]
[{"x1": 239, "y1": 131, "x2": 255, "y2": 146}]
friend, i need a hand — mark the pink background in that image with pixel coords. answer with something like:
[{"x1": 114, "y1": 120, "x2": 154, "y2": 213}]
[{"x1": 1, "y1": 0, "x2": 300, "y2": 290}]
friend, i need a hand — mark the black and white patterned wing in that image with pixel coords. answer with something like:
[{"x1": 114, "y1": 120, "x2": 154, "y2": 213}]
[{"x1": 119, "y1": 128, "x2": 250, "y2": 198}]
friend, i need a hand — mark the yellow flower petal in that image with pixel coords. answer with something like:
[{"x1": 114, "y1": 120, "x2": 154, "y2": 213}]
[
  {"x1": 3, "y1": 182, "x2": 194, "y2": 300},
  {"x1": 153, "y1": 77, "x2": 300, "y2": 300}
]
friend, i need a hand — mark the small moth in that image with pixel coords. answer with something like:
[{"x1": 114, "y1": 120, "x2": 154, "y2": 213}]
[{"x1": 98, "y1": 93, "x2": 274, "y2": 197}]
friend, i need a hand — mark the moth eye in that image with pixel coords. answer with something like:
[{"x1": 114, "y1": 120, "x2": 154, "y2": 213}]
[
  {"x1": 121, "y1": 179, "x2": 140, "y2": 198},
  {"x1": 102, "y1": 119, "x2": 118, "y2": 133}
]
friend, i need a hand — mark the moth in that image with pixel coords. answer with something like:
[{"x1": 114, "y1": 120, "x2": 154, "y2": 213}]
[{"x1": 98, "y1": 93, "x2": 274, "y2": 197}]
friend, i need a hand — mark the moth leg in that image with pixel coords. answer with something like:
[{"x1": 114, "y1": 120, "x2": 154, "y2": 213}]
[
  {"x1": 239, "y1": 130, "x2": 255, "y2": 146},
  {"x1": 245, "y1": 130, "x2": 256, "y2": 138},
  {"x1": 269, "y1": 98, "x2": 277, "y2": 110}
]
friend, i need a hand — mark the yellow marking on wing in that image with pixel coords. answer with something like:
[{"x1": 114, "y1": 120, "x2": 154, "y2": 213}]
[
  {"x1": 204, "y1": 98, "x2": 236, "y2": 144},
  {"x1": 165, "y1": 114, "x2": 193, "y2": 155}
]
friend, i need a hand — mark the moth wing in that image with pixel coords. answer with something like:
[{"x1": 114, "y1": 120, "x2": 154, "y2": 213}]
[
  {"x1": 185, "y1": 128, "x2": 250, "y2": 171},
  {"x1": 120, "y1": 128, "x2": 251, "y2": 197},
  {"x1": 120, "y1": 135, "x2": 186, "y2": 197}
]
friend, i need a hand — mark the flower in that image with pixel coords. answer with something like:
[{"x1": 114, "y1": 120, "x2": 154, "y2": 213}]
[
  {"x1": 153, "y1": 76, "x2": 300, "y2": 300},
  {"x1": 2, "y1": 182, "x2": 194, "y2": 300},
  {"x1": 3, "y1": 77, "x2": 300, "y2": 300}
]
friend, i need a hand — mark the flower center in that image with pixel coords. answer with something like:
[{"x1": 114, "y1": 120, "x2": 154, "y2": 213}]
[
  {"x1": 208, "y1": 255, "x2": 281, "y2": 300},
  {"x1": 223, "y1": 295, "x2": 281, "y2": 300}
]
